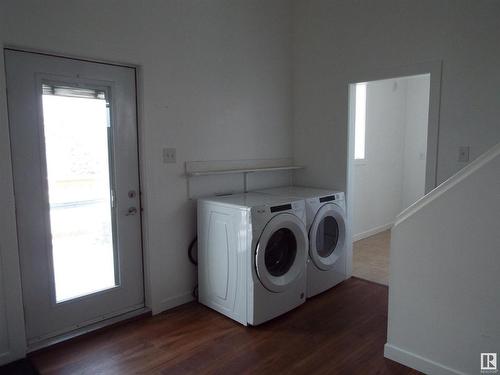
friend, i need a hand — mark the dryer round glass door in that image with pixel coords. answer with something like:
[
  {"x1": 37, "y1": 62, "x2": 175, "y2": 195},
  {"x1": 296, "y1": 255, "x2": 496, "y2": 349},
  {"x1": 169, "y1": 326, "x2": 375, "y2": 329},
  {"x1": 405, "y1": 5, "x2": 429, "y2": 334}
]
[
  {"x1": 264, "y1": 228, "x2": 297, "y2": 277},
  {"x1": 309, "y1": 203, "x2": 346, "y2": 271},
  {"x1": 255, "y1": 213, "x2": 307, "y2": 293}
]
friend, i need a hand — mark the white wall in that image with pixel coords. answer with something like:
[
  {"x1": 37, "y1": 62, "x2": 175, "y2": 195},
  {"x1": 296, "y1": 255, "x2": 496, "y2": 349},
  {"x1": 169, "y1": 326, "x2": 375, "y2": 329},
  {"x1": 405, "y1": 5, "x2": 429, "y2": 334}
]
[
  {"x1": 0, "y1": 257, "x2": 7, "y2": 361},
  {"x1": 0, "y1": 0, "x2": 293, "y2": 362},
  {"x1": 353, "y1": 76, "x2": 430, "y2": 238},
  {"x1": 293, "y1": 0, "x2": 500, "y2": 192},
  {"x1": 402, "y1": 76, "x2": 430, "y2": 209},
  {"x1": 0, "y1": 6, "x2": 9, "y2": 358},
  {"x1": 386, "y1": 143, "x2": 500, "y2": 375},
  {"x1": 352, "y1": 79, "x2": 406, "y2": 237}
]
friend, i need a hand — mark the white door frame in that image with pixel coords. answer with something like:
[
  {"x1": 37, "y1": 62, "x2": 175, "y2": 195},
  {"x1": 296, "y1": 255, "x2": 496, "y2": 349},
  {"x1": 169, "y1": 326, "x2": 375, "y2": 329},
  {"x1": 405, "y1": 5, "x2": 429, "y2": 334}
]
[
  {"x1": 345, "y1": 60, "x2": 443, "y2": 278},
  {"x1": 0, "y1": 46, "x2": 28, "y2": 365},
  {"x1": 0, "y1": 46, "x2": 151, "y2": 364}
]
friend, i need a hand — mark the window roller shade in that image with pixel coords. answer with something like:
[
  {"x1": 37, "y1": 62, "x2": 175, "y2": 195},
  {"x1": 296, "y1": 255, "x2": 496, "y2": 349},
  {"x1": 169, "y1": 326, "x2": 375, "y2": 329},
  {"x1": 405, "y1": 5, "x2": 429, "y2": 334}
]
[{"x1": 42, "y1": 83, "x2": 106, "y2": 100}]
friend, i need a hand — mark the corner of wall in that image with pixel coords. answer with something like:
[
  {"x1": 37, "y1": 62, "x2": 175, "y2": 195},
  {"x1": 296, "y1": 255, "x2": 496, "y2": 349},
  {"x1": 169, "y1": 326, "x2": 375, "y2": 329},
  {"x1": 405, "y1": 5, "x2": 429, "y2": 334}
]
[{"x1": 152, "y1": 291, "x2": 194, "y2": 315}]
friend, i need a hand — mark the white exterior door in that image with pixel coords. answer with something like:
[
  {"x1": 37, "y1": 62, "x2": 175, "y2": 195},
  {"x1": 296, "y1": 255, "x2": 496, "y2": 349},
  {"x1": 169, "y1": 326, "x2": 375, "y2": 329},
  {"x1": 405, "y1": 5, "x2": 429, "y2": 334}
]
[{"x1": 5, "y1": 50, "x2": 144, "y2": 345}]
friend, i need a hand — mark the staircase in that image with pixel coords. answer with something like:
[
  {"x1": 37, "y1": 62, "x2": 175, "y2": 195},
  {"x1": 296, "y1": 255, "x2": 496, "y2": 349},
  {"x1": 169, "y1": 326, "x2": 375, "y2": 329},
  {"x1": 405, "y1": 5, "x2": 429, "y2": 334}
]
[{"x1": 384, "y1": 143, "x2": 500, "y2": 375}]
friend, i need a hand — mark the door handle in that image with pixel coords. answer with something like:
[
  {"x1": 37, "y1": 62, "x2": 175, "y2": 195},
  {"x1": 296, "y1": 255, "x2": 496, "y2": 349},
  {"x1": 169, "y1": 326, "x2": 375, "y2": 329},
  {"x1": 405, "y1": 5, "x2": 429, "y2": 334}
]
[{"x1": 126, "y1": 207, "x2": 138, "y2": 216}]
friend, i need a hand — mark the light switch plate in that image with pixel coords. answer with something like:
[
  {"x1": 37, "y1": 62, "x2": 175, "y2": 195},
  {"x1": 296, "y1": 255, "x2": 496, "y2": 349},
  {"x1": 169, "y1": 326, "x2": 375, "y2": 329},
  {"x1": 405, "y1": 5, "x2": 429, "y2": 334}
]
[
  {"x1": 163, "y1": 148, "x2": 176, "y2": 163},
  {"x1": 458, "y1": 146, "x2": 470, "y2": 162}
]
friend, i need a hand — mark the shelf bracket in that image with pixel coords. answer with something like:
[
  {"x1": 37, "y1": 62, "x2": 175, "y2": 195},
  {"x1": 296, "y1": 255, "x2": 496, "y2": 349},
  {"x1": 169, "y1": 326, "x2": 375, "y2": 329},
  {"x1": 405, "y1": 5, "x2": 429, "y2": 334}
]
[{"x1": 243, "y1": 172, "x2": 249, "y2": 193}]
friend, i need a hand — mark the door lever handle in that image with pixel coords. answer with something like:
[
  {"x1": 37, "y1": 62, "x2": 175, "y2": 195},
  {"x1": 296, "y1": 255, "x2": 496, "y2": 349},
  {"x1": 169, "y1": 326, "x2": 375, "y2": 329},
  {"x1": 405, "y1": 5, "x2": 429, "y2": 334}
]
[{"x1": 126, "y1": 207, "x2": 138, "y2": 216}]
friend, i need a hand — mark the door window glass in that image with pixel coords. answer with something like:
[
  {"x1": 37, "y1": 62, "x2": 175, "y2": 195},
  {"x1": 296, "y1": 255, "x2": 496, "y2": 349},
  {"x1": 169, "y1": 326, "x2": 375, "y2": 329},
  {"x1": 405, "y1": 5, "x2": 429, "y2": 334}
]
[
  {"x1": 264, "y1": 228, "x2": 297, "y2": 277},
  {"x1": 42, "y1": 84, "x2": 117, "y2": 302}
]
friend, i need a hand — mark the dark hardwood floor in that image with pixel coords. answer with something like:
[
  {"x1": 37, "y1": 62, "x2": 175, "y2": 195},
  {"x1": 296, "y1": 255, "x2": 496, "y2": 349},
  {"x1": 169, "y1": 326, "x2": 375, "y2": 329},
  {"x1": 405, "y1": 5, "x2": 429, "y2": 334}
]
[{"x1": 24, "y1": 277, "x2": 419, "y2": 374}]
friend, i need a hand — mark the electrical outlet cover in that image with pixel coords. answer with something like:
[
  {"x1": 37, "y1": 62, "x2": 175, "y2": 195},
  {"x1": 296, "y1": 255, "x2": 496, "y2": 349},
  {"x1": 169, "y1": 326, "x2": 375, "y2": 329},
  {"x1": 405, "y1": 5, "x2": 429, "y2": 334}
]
[
  {"x1": 163, "y1": 147, "x2": 176, "y2": 163},
  {"x1": 458, "y1": 146, "x2": 470, "y2": 162}
]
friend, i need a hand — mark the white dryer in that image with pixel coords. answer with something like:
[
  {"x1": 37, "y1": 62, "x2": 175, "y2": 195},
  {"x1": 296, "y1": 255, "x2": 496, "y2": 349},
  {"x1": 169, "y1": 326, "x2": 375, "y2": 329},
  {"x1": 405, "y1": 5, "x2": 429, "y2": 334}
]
[
  {"x1": 197, "y1": 192, "x2": 308, "y2": 325},
  {"x1": 256, "y1": 186, "x2": 347, "y2": 298}
]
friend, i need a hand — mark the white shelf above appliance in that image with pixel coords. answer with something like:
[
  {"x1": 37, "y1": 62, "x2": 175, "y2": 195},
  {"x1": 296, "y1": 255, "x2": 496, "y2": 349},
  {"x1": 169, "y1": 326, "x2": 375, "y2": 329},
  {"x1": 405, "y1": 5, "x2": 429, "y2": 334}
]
[
  {"x1": 185, "y1": 158, "x2": 304, "y2": 199},
  {"x1": 186, "y1": 165, "x2": 303, "y2": 177}
]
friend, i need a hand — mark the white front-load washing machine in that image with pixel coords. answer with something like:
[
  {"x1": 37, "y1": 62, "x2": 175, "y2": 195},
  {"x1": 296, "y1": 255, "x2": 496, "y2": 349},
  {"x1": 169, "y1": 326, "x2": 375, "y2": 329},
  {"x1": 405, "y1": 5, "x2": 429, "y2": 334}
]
[
  {"x1": 256, "y1": 186, "x2": 347, "y2": 298},
  {"x1": 197, "y1": 192, "x2": 308, "y2": 325}
]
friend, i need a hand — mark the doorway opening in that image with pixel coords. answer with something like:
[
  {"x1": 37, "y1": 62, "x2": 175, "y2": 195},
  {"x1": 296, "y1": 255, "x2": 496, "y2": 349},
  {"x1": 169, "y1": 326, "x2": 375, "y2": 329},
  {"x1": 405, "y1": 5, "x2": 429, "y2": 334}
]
[{"x1": 349, "y1": 74, "x2": 431, "y2": 285}]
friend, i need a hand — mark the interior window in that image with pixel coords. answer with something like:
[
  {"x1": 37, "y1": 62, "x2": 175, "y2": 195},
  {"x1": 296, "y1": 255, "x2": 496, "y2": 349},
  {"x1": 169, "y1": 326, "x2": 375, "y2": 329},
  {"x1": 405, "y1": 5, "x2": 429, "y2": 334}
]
[{"x1": 354, "y1": 82, "x2": 367, "y2": 160}]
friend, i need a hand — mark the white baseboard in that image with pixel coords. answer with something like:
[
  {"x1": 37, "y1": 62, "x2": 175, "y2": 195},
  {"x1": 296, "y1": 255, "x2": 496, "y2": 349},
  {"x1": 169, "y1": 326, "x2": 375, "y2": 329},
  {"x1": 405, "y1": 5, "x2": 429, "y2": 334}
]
[
  {"x1": 0, "y1": 352, "x2": 12, "y2": 367},
  {"x1": 353, "y1": 222, "x2": 393, "y2": 242},
  {"x1": 27, "y1": 306, "x2": 151, "y2": 353},
  {"x1": 0, "y1": 350, "x2": 24, "y2": 367},
  {"x1": 153, "y1": 291, "x2": 194, "y2": 315},
  {"x1": 384, "y1": 343, "x2": 467, "y2": 375}
]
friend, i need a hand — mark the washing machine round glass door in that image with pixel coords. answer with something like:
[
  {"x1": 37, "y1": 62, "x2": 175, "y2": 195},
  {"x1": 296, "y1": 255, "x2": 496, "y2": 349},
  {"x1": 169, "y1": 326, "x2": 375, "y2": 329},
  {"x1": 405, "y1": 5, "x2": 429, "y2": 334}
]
[
  {"x1": 309, "y1": 203, "x2": 346, "y2": 271},
  {"x1": 255, "y1": 213, "x2": 307, "y2": 293}
]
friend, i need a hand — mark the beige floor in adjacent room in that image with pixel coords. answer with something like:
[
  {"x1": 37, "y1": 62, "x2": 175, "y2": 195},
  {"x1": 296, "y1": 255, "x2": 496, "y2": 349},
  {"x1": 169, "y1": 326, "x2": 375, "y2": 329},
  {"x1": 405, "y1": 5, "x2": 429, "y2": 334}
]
[{"x1": 352, "y1": 230, "x2": 390, "y2": 285}]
